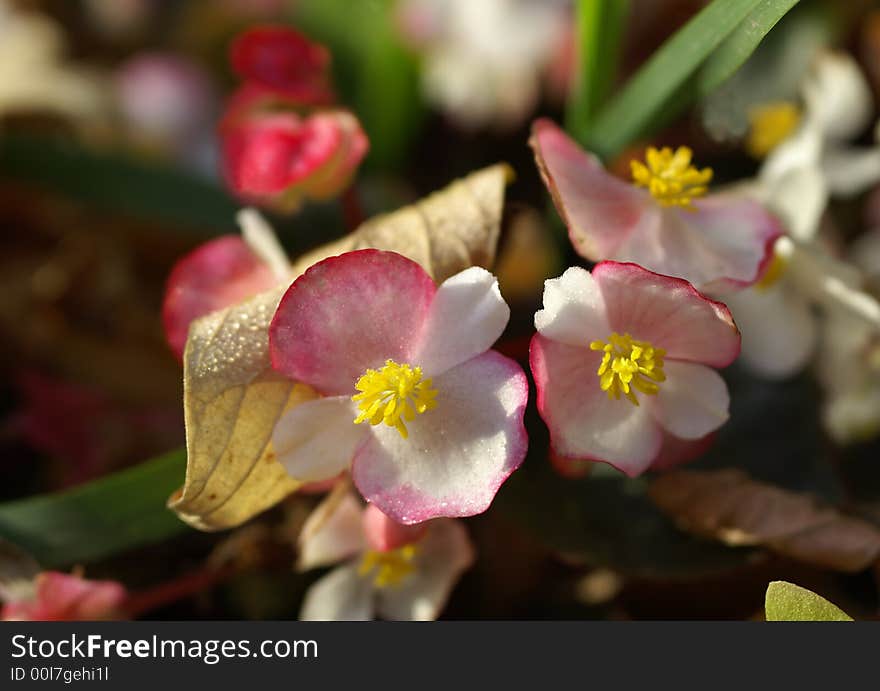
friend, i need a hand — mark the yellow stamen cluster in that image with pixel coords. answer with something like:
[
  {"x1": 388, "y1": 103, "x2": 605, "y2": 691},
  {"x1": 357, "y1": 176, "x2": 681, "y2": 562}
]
[
  {"x1": 352, "y1": 359, "x2": 438, "y2": 439},
  {"x1": 590, "y1": 332, "x2": 666, "y2": 406},
  {"x1": 631, "y1": 146, "x2": 713, "y2": 209},
  {"x1": 358, "y1": 545, "x2": 418, "y2": 588},
  {"x1": 746, "y1": 101, "x2": 801, "y2": 159}
]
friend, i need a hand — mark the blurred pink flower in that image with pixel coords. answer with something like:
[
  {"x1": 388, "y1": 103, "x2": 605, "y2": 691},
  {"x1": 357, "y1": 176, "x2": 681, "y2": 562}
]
[{"x1": 2, "y1": 572, "x2": 127, "y2": 621}]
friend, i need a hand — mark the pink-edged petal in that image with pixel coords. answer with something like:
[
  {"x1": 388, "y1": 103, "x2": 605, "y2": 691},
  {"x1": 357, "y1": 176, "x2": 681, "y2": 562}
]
[
  {"x1": 683, "y1": 195, "x2": 783, "y2": 292},
  {"x1": 592, "y1": 261, "x2": 741, "y2": 367},
  {"x1": 298, "y1": 490, "x2": 367, "y2": 571},
  {"x1": 162, "y1": 235, "x2": 278, "y2": 359},
  {"x1": 352, "y1": 350, "x2": 528, "y2": 524},
  {"x1": 611, "y1": 196, "x2": 781, "y2": 292},
  {"x1": 299, "y1": 562, "x2": 373, "y2": 621},
  {"x1": 649, "y1": 362, "x2": 730, "y2": 440},
  {"x1": 412, "y1": 267, "x2": 510, "y2": 376},
  {"x1": 375, "y1": 519, "x2": 475, "y2": 621},
  {"x1": 362, "y1": 504, "x2": 427, "y2": 552},
  {"x1": 534, "y1": 266, "x2": 610, "y2": 346},
  {"x1": 529, "y1": 118, "x2": 654, "y2": 259},
  {"x1": 269, "y1": 250, "x2": 436, "y2": 395},
  {"x1": 725, "y1": 285, "x2": 817, "y2": 379},
  {"x1": 271, "y1": 396, "x2": 368, "y2": 483},
  {"x1": 651, "y1": 431, "x2": 717, "y2": 471},
  {"x1": 529, "y1": 334, "x2": 662, "y2": 476}
]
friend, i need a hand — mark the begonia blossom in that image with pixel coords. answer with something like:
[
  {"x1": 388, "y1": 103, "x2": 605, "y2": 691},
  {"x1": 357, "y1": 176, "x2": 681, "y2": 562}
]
[
  {"x1": 530, "y1": 262, "x2": 740, "y2": 476},
  {"x1": 398, "y1": 0, "x2": 568, "y2": 130},
  {"x1": 268, "y1": 249, "x2": 528, "y2": 524},
  {"x1": 530, "y1": 119, "x2": 781, "y2": 294},
  {"x1": 297, "y1": 488, "x2": 473, "y2": 621},
  {"x1": 1, "y1": 571, "x2": 126, "y2": 621},
  {"x1": 742, "y1": 51, "x2": 880, "y2": 242}
]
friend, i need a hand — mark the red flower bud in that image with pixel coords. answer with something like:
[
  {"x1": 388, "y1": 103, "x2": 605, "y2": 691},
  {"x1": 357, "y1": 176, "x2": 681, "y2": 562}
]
[{"x1": 221, "y1": 109, "x2": 368, "y2": 212}]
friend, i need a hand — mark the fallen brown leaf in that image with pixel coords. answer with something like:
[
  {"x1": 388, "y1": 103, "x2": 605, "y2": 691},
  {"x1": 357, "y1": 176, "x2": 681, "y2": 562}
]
[{"x1": 649, "y1": 469, "x2": 880, "y2": 572}]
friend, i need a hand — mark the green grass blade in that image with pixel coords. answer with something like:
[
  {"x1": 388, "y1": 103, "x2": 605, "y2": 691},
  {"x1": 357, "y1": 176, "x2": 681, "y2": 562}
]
[
  {"x1": 566, "y1": 0, "x2": 630, "y2": 141},
  {"x1": 0, "y1": 449, "x2": 188, "y2": 567},
  {"x1": 585, "y1": 0, "x2": 763, "y2": 158},
  {"x1": 698, "y1": 0, "x2": 802, "y2": 96}
]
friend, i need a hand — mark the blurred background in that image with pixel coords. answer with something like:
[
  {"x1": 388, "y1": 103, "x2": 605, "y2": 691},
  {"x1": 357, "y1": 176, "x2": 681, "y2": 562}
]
[{"x1": 1, "y1": 0, "x2": 880, "y2": 620}]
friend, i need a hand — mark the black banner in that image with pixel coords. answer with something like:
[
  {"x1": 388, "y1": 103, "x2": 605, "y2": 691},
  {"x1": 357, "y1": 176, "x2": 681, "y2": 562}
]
[{"x1": 0, "y1": 621, "x2": 872, "y2": 688}]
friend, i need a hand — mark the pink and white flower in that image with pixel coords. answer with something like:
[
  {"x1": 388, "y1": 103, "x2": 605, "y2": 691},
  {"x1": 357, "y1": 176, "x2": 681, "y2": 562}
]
[
  {"x1": 530, "y1": 261, "x2": 740, "y2": 476},
  {"x1": 297, "y1": 487, "x2": 474, "y2": 621},
  {"x1": 529, "y1": 118, "x2": 782, "y2": 294},
  {"x1": 1, "y1": 571, "x2": 126, "y2": 621},
  {"x1": 162, "y1": 208, "x2": 290, "y2": 359},
  {"x1": 268, "y1": 249, "x2": 529, "y2": 524}
]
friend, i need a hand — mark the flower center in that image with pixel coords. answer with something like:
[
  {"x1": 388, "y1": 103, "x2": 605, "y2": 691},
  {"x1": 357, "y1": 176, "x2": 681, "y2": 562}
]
[
  {"x1": 358, "y1": 544, "x2": 418, "y2": 588},
  {"x1": 352, "y1": 359, "x2": 438, "y2": 439},
  {"x1": 630, "y1": 146, "x2": 713, "y2": 209},
  {"x1": 746, "y1": 101, "x2": 801, "y2": 158},
  {"x1": 590, "y1": 332, "x2": 666, "y2": 406}
]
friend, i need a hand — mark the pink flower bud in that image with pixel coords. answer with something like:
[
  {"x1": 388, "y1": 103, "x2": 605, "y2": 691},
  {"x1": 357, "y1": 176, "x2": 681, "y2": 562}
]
[{"x1": 221, "y1": 109, "x2": 368, "y2": 212}]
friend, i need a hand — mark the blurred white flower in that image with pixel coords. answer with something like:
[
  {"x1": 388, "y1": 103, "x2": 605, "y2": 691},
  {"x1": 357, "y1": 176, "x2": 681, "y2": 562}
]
[
  {"x1": 818, "y1": 311, "x2": 880, "y2": 444},
  {"x1": 0, "y1": 0, "x2": 106, "y2": 122},
  {"x1": 398, "y1": 0, "x2": 569, "y2": 129},
  {"x1": 746, "y1": 51, "x2": 877, "y2": 242},
  {"x1": 723, "y1": 52, "x2": 880, "y2": 379}
]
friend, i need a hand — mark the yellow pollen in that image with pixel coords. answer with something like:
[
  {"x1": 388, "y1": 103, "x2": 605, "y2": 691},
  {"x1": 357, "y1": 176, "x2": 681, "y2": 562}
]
[
  {"x1": 352, "y1": 359, "x2": 438, "y2": 439},
  {"x1": 754, "y1": 250, "x2": 789, "y2": 291},
  {"x1": 358, "y1": 544, "x2": 418, "y2": 588},
  {"x1": 590, "y1": 332, "x2": 666, "y2": 406},
  {"x1": 746, "y1": 101, "x2": 801, "y2": 158},
  {"x1": 630, "y1": 146, "x2": 713, "y2": 210}
]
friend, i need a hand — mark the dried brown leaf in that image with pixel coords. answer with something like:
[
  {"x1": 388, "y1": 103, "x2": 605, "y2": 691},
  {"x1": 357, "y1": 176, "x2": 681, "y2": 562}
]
[
  {"x1": 169, "y1": 165, "x2": 512, "y2": 530},
  {"x1": 649, "y1": 469, "x2": 880, "y2": 572}
]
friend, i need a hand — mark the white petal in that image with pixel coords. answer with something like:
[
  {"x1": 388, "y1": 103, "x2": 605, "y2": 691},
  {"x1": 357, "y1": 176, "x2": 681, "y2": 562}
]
[
  {"x1": 822, "y1": 146, "x2": 880, "y2": 197},
  {"x1": 724, "y1": 284, "x2": 817, "y2": 379},
  {"x1": 530, "y1": 334, "x2": 662, "y2": 476},
  {"x1": 760, "y1": 166, "x2": 827, "y2": 243},
  {"x1": 298, "y1": 490, "x2": 367, "y2": 571},
  {"x1": 272, "y1": 396, "x2": 368, "y2": 483},
  {"x1": 413, "y1": 267, "x2": 510, "y2": 376},
  {"x1": 534, "y1": 266, "x2": 610, "y2": 346},
  {"x1": 299, "y1": 563, "x2": 374, "y2": 621},
  {"x1": 759, "y1": 119, "x2": 823, "y2": 183},
  {"x1": 352, "y1": 351, "x2": 528, "y2": 524},
  {"x1": 803, "y1": 51, "x2": 873, "y2": 142},
  {"x1": 376, "y1": 519, "x2": 475, "y2": 621},
  {"x1": 650, "y1": 362, "x2": 730, "y2": 439}
]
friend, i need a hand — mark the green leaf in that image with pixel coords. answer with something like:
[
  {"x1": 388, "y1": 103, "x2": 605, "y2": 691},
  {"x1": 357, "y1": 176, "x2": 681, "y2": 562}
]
[
  {"x1": 0, "y1": 134, "x2": 238, "y2": 232},
  {"x1": 0, "y1": 449, "x2": 188, "y2": 568},
  {"x1": 566, "y1": 0, "x2": 630, "y2": 140},
  {"x1": 698, "y1": 0, "x2": 802, "y2": 96},
  {"x1": 765, "y1": 581, "x2": 853, "y2": 621},
  {"x1": 584, "y1": 0, "x2": 800, "y2": 158}
]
